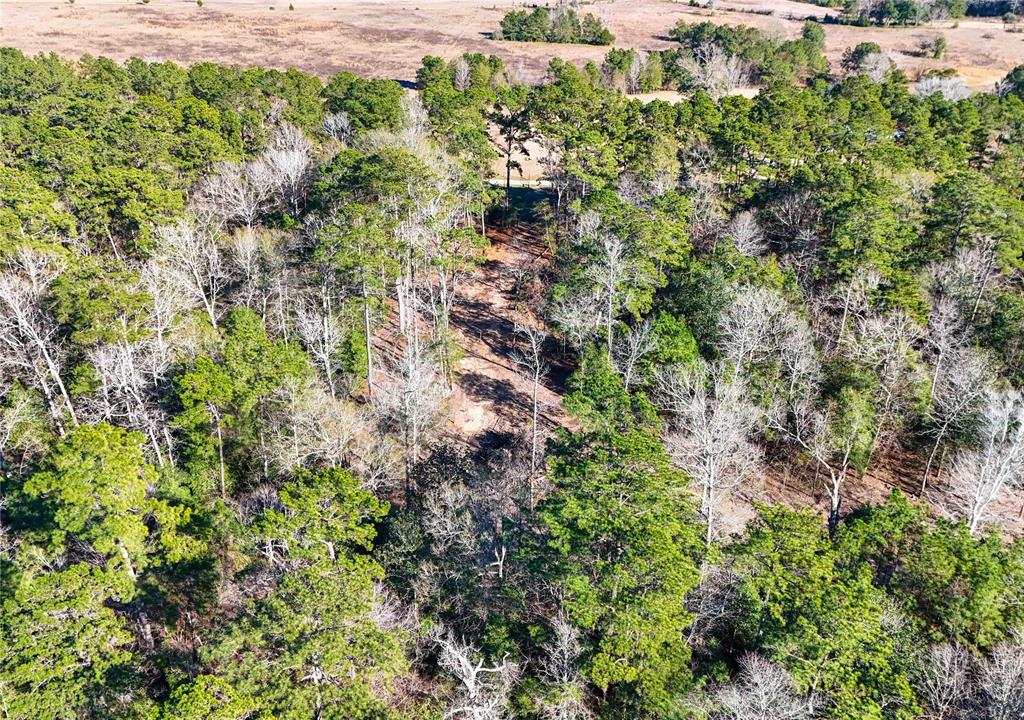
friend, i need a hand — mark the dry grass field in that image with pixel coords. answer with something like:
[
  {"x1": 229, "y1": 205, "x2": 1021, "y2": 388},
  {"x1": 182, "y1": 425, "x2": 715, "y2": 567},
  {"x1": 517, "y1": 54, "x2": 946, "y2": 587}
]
[{"x1": 2, "y1": 0, "x2": 1021, "y2": 90}]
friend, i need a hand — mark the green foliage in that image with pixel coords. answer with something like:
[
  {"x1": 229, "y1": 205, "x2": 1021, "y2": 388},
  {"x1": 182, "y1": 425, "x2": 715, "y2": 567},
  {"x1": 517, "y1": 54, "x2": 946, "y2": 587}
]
[
  {"x1": 1, "y1": 563, "x2": 138, "y2": 720},
  {"x1": 564, "y1": 347, "x2": 659, "y2": 434},
  {"x1": 3, "y1": 46, "x2": 1024, "y2": 720},
  {"x1": 416, "y1": 54, "x2": 504, "y2": 172},
  {"x1": 49, "y1": 257, "x2": 151, "y2": 348},
  {"x1": 21, "y1": 423, "x2": 200, "y2": 583},
  {"x1": 842, "y1": 42, "x2": 884, "y2": 72},
  {"x1": 922, "y1": 169, "x2": 1024, "y2": 269},
  {"x1": 838, "y1": 492, "x2": 1024, "y2": 651},
  {"x1": 979, "y1": 288, "x2": 1024, "y2": 383},
  {"x1": 159, "y1": 675, "x2": 255, "y2": 720},
  {"x1": 1003, "y1": 64, "x2": 1024, "y2": 98},
  {"x1": 539, "y1": 418, "x2": 703, "y2": 713},
  {"x1": 731, "y1": 506, "x2": 918, "y2": 719},
  {"x1": 496, "y1": 6, "x2": 614, "y2": 45},
  {"x1": 670, "y1": 20, "x2": 828, "y2": 83},
  {"x1": 202, "y1": 468, "x2": 404, "y2": 720},
  {"x1": 174, "y1": 308, "x2": 309, "y2": 492},
  {"x1": 0, "y1": 166, "x2": 76, "y2": 246},
  {"x1": 323, "y1": 71, "x2": 405, "y2": 132}
]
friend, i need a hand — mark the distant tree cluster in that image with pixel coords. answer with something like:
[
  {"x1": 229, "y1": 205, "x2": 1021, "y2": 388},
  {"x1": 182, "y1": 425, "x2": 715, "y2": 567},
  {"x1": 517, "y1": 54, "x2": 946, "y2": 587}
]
[
  {"x1": 810, "y1": 0, "x2": 973, "y2": 25},
  {"x1": 493, "y1": 5, "x2": 614, "y2": 45},
  {"x1": 668, "y1": 20, "x2": 829, "y2": 88}
]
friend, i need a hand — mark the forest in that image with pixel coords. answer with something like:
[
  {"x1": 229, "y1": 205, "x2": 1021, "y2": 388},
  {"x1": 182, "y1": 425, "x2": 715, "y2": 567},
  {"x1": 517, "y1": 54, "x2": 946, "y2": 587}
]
[{"x1": 1, "y1": 22, "x2": 1024, "y2": 720}]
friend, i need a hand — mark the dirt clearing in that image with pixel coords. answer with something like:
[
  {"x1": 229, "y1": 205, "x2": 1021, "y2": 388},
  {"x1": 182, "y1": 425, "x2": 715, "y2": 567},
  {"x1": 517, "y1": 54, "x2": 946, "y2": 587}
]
[{"x1": 2, "y1": 0, "x2": 1020, "y2": 90}]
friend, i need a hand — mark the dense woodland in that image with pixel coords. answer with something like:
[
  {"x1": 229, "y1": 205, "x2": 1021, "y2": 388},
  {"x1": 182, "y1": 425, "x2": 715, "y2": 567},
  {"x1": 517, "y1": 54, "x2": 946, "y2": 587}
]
[{"x1": 2, "y1": 21, "x2": 1024, "y2": 720}]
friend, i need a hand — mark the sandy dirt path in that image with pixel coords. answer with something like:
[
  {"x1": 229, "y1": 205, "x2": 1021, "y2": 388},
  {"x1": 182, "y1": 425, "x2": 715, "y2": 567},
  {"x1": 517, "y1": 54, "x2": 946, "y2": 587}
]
[{"x1": 442, "y1": 221, "x2": 573, "y2": 450}]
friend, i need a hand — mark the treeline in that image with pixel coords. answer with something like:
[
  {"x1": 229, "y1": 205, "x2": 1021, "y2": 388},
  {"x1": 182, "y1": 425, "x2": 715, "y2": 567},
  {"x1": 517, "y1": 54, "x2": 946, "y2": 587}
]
[
  {"x1": 2, "y1": 40, "x2": 1024, "y2": 720},
  {"x1": 494, "y1": 5, "x2": 614, "y2": 45},
  {"x1": 809, "y1": 0, "x2": 1015, "y2": 25}
]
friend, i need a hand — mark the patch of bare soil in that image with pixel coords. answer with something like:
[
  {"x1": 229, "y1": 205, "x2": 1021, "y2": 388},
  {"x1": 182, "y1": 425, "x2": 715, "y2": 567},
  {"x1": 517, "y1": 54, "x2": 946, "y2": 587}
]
[
  {"x1": 443, "y1": 221, "x2": 575, "y2": 450},
  {"x1": 716, "y1": 447, "x2": 1024, "y2": 538},
  {"x1": 2, "y1": 0, "x2": 1019, "y2": 90}
]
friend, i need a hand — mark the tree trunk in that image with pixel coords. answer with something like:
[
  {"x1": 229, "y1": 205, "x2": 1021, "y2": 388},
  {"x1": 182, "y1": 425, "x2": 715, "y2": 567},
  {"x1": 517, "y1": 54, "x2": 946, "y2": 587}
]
[
  {"x1": 606, "y1": 291, "x2": 615, "y2": 363},
  {"x1": 212, "y1": 408, "x2": 226, "y2": 498},
  {"x1": 504, "y1": 155, "x2": 512, "y2": 227},
  {"x1": 363, "y1": 287, "x2": 374, "y2": 399}
]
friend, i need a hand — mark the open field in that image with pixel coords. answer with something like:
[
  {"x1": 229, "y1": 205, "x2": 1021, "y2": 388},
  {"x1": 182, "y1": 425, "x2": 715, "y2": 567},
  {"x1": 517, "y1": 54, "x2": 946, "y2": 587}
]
[{"x1": 2, "y1": 0, "x2": 1021, "y2": 90}]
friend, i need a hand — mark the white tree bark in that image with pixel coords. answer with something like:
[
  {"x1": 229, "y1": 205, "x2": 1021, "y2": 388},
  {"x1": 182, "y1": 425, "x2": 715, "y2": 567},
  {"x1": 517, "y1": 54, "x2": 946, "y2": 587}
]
[
  {"x1": 940, "y1": 388, "x2": 1024, "y2": 533},
  {"x1": 657, "y1": 361, "x2": 762, "y2": 545},
  {"x1": 714, "y1": 653, "x2": 816, "y2": 720},
  {"x1": 0, "y1": 248, "x2": 78, "y2": 432},
  {"x1": 152, "y1": 215, "x2": 228, "y2": 328}
]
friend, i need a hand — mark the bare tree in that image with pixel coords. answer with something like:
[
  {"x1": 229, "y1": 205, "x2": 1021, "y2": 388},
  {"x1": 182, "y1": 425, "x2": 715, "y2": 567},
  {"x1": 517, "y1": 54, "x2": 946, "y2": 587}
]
[
  {"x1": 846, "y1": 310, "x2": 923, "y2": 471},
  {"x1": 978, "y1": 639, "x2": 1024, "y2": 720},
  {"x1": 153, "y1": 215, "x2": 228, "y2": 328},
  {"x1": 585, "y1": 229, "x2": 650, "y2": 362},
  {"x1": 375, "y1": 343, "x2": 445, "y2": 481},
  {"x1": 85, "y1": 340, "x2": 173, "y2": 467},
  {"x1": 295, "y1": 297, "x2": 346, "y2": 397},
  {"x1": 511, "y1": 324, "x2": 549, "y2": 483},
  {"x1": 140, "y1": 258, "x2": 191, "y2": 368},
  {"x1": 0, "y1": 390, "x2": 45, "y2": 471},
  {"x1": 626, "y1": 52, "x2": 643, "y2": 95},
  {"x1": 682, "y1": 43, "x2": 751, "y2": 99},
  {"x1": 686, "y1": 563, "x2": 741, "y2": 650},
  {"x1": 322, "y1": 111, "x2": 353, "y2": 144},
  {"x1": 818, "y1": 269, "x2": 881, "y2": 353},
  {"x1": 856, "y1": 52, "x2": 895, "y2": 83},
  {"x1": 454, "y1": 56, "x2": 472, "y2": 91},
  {"x1": 262, "y1": 383, "x2": 366, "y2": 474},
  {"x1": 548, "y1": 289, "x2": 603, "y2": 350},
  {"x1": 719, "y1": 286, "x2": 793, "y2": 371},
  {"x1": 611, "y1": 318, "x2": 656, "y2": 391},
  {"x1": 615, "y1": 173, "x2": 651, "y2": 208},
  {"x1": 0, "y1": 248, "x2": 77, "y2": 432},
  {"x1": 196, "y1": 158, "x2": 276, "y2": 229},
  {"x1": 913, "y1": 644, "x2": 976, "y2": 720},
  {"x1": 929, "y1": 244, "x2": 999, "y2": 326},
  {"x1": 434, "y1": 629, "x2": 521, "y2": 720},
  {"x1": 940, "y1": 387, "x2": 1024, "y2": 533},
  {"x1": 767, "y1": 370, "x2": 869, "y2": 533},
  {"x1": 537, "y1": 615, "x2": 592, "y2": 720},
  {"x1": 657, "y1": 361, "x2": 762, "y2": 545},
  {"x1": 226, "y1": 227, "x2": 265, "y2": 309},
  {"x1": 369, "y1": 582, "x2": 421, "y2": 635},
  {"x1": 264, "y1": 122, "x2": 314, "y2": 214},
  {"x1": 727, "y1": 210, "x2": 767, "y2": 258},
  {"x1": 687, "y1": 174, "x2": 726, "y2": 246},
  {"x1": 350, "y1": 433, "x2": 401, "y2": 494},
  {"x1": 915, "y1": 76, "x2": 972, "y2": 102},
  {"x1": 925, "y1": 293, "x2": 968, "y2": 398},
  {"x1": 714, "y1": 654, "x2": 815, "y2": 720},
  {"x1": 420, "y1": 480, "x2": 479, "y2": 559},
  {"x1": 921, "y1": 347, "x2": 991, "y2": 493}
]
